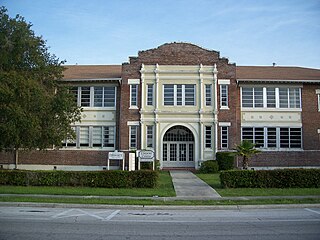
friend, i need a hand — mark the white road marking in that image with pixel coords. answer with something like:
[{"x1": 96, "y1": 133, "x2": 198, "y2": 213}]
[
  {"x1": 51, "y1": 208, "x2": 75, "y2": 219},
  {"x1": 76, "y1": 209, "x2": 105, "y2": 220},
  {"x1": 305, "y1": 208, "x2": 320, "y2": 215},
  {"x1": 104, "y1": 210, "x2": 121, "y2": 221}
]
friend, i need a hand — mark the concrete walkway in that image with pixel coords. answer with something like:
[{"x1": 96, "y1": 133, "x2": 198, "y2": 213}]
[{"x1": 170, "y1": 171, "x2": 221, "y2": 199}]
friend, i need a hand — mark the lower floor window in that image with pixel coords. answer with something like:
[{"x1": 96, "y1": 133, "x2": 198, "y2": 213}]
[
  {"x1": 205, "y1": 126, "x2": 212, "y2": 148},
  {"x1": 221, "y1": 126, "x2": 228, "y2": 149},
  {"x1": 242, "y1": 127, "x2": 302, "y2": 149},
  {"x1": 63, "y1": 126, "x2": 115, "y2": 148},
  {"x1": 129, "y1": 126, "x2": 138, "y2": 149}
]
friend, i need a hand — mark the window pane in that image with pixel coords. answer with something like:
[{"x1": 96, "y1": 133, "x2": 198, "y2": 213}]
[
  {"x1": 130, "y1": 85, "x2": 137, "y2": 106},
  {"x1": 205, "y1": 126, "x2": 212, "y2": 148},
  {"x1": 164, "y1": 85, "x2": 174, "y2": 105},
  {"x1": 290, "y1": 128, "x2": 301, "y2": 148},
  {"x1": 242, "y1": 88, "x2": 253, "y2": 107},
  {"x1": 254, "y1": 127, "x2": 264, "y2": 148},
  {"x1": 205, "y1": 84, "x2": 212, "y2": 106},
  {"x1": 170, "y1": 144, "x2": 177, "y2": 161},
  {"x1": 254, "y1": 87, "x2": 263, "y2": 107},
  {"x1": 177, "y1": 85, "x2": 183, "y2": 105},
  {"x1": 103, "y1": 126, "x2": 115, "y2": 147},
  {"x1": 163, "y1": 144, "x2": 167, "y2": 161},
  {"x1": 188, "y1": 143, "x2": 194, "y2": 161},
  {"x1": 266, "y1": 88, "x2": 276, "y2": 108},
  {"x1": 104, "y1": 87, "x2": 116, "y2": 107},
  {"x1": 147, "y1": 125, "x2": 153, "y2": 148},
  {"x1": 185, "y1": 84, "x2": 195, "y2": 106},
  {"x1": 220, "y1": 85, "x2": 228, "y2": 107},
  {"x1": 280, "y1": 128, "x2": 290, "y2": 148},
  {"x1": 221, "y1": 126, "x2": 228, "y2": 149},
  {"x1": 242, "y1": 127, "x2": 254, "y2": 142},
  {"x1": 130, "y1": 126, "x2": 137, "y2": 148},
  {"x1": 267, "y1": 128, "x2": 277, "y2": 148},
  {"x1": 147, "y1": 84, "x2": 153, "y2": 106},
  {"x1": 92, "y1": 126, "x2": 102, "y2": 147},
  {"x1": 289, "y1": 88, "x2": 301, "y2": 108},
  {"x1": 80, "y1": 87, "x2": 90, "y2": 107},
  {"x1": 94, "y1": 87, "x2": 103, "y2": 107},
  {"x1": 279, "y1": 88, "x2": 288, "y2": 108},
  {"x1": 79, "y1": 126, "x2": 89, "y2": 147}
]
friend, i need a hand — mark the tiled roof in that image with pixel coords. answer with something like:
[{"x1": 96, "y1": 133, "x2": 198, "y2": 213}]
[
  {"x1": 62, "y1": 65, "x2": 122, "y2": 79},
  {"x1": 236, "y1": 66, "x2": 320, "y2": 80}
]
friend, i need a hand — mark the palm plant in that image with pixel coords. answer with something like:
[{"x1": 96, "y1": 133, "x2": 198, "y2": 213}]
[{"x1": 234, "y1": 140, "x2": 260, "y2": 170}]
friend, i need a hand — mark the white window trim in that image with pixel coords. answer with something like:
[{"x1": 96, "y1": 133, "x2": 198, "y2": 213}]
[
  {"x1": 128, "y1": 79, "x2": 140, "y2": 85},
  {"x1": 218, "y1": 122, "x2": 231, "y2": 127},
  {"x1": 220, "y1": 84, "x2": 229, "y2": 109},
  {"x1": 218, "y1": 79, "x2": 230, "y2": 85}
]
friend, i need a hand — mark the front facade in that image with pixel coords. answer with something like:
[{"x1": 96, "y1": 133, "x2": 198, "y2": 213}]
[{"x1": 1, "y1": 43, "x2": 319, "y2": 170}]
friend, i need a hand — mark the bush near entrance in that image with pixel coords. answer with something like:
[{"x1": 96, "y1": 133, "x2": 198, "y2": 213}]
[
  {"x1": 216, "y1": 152, "x2": 235, "y2": 171},
  {"x1": 220, "y1": 169, "x2": 320, "y2": 188},
  {"x1": 0, "y1": 170, "x2": 158, "y2": 188},
  {"x1": 199, "y1": 160, "x2": 219, "y2": 173}
]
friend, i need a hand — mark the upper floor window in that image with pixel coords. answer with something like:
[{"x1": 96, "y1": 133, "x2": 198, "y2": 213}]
[
  {"x1": 317, "y1": 89, "x2": 320, "y2": 111},
  {"x1": 163, "y1": 84, "x2": 195, "y2": 106},
  {"x1": 220, "y1": 85, "x2": 228, "y2": 108},
  {"x1": 70, "y1": 86, "x2": 116, "y2": 107},
  {"x1": 147, "y1": 84, "x2": 154, "y2": 106},
  {"x1": 130, "y1": 84, "x2": 138, "y2": 107},
  {"x1": 205, "y1": 84, "x2": 212, "y2": 106},
  {"x1": 241, "y1": 87, "x2": 301, "y2": 109}
]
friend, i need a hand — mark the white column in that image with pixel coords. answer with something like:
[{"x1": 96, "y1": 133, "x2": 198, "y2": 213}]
[
  {"x1": 140, "y1": 64, "x2": 145, "y2": 110},
  {"x1": 200, "y1": 122, "x2": 204, "y2": 163},
  {"x1": 199, "y1": 64, "x2": 204, "y2": 110},
  {"x1": 213, "y1": 64, "x2": 218, "y2": 155},
  {"x1": 140, "y1": 121, "x2": 145, "y2": 149},
  {"x1": 155, "y1": 63, "x2": 160, "y2": 110}
]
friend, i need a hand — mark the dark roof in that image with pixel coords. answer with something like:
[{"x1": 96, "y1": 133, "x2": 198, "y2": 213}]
[
  {"x1": 62, "y1": 65, "x2": 122, "y2": 79},
  {"x1": 236, "y1": 66, "x2": 320, "y2": 80}
]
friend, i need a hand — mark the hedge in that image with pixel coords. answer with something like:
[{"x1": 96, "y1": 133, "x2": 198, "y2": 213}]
[
  {"x1": 220, "y1": 169, "x2": 320, "y2": 188},
  {"x1": 0, "y1": 170, "x2": 159, "y2": 188},
  {"x1": 199, "y1": 160, "x2": 219, "y2": 173},
  {"x1": 216, "y1": 152, "x2": 235, "y2": 171}
]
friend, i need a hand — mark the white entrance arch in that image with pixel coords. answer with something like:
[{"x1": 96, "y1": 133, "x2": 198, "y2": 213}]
[{"x1": 160, "y1": 123, "x2": 199, "y2": 169}]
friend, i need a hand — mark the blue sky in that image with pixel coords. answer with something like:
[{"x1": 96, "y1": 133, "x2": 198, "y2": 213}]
[{"x1": 3, "y1": 0, "x2": 320, "y2": 68}]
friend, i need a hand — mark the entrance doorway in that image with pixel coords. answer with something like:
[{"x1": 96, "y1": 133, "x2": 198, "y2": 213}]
[{"x1": 162, "y1": 126, "x2": 195, "y2": 168}]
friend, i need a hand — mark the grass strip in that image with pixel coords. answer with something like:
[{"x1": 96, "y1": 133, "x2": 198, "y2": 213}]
[
  {"x1": 197, "y1": 173, "x2": 320, "y2": 197},
  {"x1": 0, "y1": 196, "x2": 319, "y2": 206}
]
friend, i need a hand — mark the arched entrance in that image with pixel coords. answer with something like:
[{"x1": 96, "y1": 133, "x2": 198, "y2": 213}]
[{"x1": 162, "y1": 126, "x2": 195, "y2": 168}]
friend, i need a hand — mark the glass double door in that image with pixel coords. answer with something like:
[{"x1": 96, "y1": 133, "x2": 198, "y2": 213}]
[{"x1": 163, "y1": 142, "x2": 194, "y2": 162}]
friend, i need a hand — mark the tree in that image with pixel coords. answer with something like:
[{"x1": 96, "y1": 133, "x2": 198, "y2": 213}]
[
  {"x1": 0, "y1": 7, "x2": 81, "y2": 168},
  {"x1": 234, "y1": 140, "x2": 260, "y2": 170}
]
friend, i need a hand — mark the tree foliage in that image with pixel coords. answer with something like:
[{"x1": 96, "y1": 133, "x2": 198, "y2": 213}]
[
  {"x1": 0, "y1": 7, "x2": 81, "y2": 154},
  {"x1": 234, "y1": 140, "x2": 260, "y2": 170}
]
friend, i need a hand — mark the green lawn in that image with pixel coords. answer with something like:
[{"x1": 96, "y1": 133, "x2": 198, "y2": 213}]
[
  {"x1": 197, "y1": 173, "x2": 320, "y2": 197},
  {"x1": 0, "y1": 171, "x2": 176, "y2": 197}
]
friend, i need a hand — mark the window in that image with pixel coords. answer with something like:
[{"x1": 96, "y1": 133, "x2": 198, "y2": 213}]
[
  {"x1": 220, "y1": 85, "x2": 228, "y2": 108},
  {"x1": 163, "y1": 84, "x2": 196, "y2": 106},
  {"x1": 70, "y1": 86, "x2": 116, "y2": 107},
  {"x1": 221, "y1": 126, "x2": 228, "y2": 149},
  {"x1": 93, "y1": 87, "x2": 116, "y2": 107},
  {"x1": 147, "y1": 84, "x2": 154, "y2": 106},
  {"x1": 63, "y1": 126, "x2": 115, "y2": 148},
  {"x1": 205, "y1": 126, "x2": 212, "y2": 148},
  {"x1": 242, "y1": 127, "x2": 302, "y2": 149},
  {"x1": 129, "y1": 126, "x2": 138, "y2": 149},
  {"x1": 242, "y1": 87, "x2": 301, "y2": 109},
  {"x1": 130, "y1": 85, "x2": 138, "y2": 107},
  {"x1": 279, "y1": 88, "x2": 300, "y2": 108},
  {"x1": 205, "y1": 84, "x2": 212, "y2": 106},
  {"x1": 62, "y1": 126, "x2": 77, "y2": 147},
  {"x1": 146, "y1": 125, "x2": 154, "y2": 148},
  {"x1": 318, "y1": 92, "x2": 320, "y2": 112}
]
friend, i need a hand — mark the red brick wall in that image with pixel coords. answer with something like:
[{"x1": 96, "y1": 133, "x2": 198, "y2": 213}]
[{"x1": 301, "y1": 84, "x2": 320, "y2": 150}]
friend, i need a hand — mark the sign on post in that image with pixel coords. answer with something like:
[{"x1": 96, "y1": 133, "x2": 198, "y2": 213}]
[
  {"x1": 138, "y1": 150, "x2": 155, "y2": 170},
  {"x1": 108, "y1": 151, "x2": 124, "y2": 170}
]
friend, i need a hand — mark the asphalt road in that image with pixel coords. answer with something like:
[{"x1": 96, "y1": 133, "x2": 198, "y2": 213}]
[{"x1": 0, "y1": 206, "x2": 319, "y2": 240}]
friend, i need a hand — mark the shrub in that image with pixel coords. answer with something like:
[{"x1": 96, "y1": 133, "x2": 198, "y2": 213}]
[
  {"x1": 0, "y1": 170, "x2": 159, "y2": 188},
  {"x1": 220, "y1": 169, "x2": 320, "y2": 188},
  {"x1": 216, "y1": 152, "x2": 235, "y2": 171},
  {"x1": 199, "y1": 160, "x2": 219, "y2": 174}
]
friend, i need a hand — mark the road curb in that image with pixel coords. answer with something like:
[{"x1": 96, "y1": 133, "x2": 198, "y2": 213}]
[{"x1": 0, "y1": 202, "x2": 320, "y2": 210}]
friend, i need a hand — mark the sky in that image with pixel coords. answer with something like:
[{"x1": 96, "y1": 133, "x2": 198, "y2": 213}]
[{"x1": 2, "y1": 0, "x2": 320, "y2": 68}]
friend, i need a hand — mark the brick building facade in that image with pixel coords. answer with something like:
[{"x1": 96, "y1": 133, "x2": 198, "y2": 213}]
[{"x1": 1, "y1": 43, "x2": 319, "y2": 170}]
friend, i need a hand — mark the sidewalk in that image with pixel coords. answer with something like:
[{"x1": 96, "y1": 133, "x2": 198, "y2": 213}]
[{"x1": 170, "y1": 171, "x2": 221, "y2": 199}]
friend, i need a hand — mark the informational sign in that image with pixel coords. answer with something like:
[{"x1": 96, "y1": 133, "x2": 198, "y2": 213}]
[
  {"x1": 108, "y1": 151, "x2": 124, "y2": 160},
  {"x1": 139, "y1": 150, "x2": 154, "y2": 160}
]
